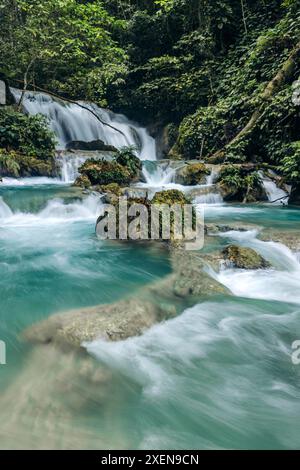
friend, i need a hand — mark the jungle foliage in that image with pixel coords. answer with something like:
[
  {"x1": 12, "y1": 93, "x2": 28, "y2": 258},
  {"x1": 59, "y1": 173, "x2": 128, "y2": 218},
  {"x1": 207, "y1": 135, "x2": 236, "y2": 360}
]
[{"x1": 0, "y1": 0, "x2": 300, "y2": 184}]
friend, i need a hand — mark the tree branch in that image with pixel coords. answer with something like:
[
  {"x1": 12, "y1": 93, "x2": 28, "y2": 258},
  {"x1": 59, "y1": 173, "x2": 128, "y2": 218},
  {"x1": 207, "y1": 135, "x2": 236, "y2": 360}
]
[{"x1": 14, "y1": 80, "x2": 126, "y2": 137}]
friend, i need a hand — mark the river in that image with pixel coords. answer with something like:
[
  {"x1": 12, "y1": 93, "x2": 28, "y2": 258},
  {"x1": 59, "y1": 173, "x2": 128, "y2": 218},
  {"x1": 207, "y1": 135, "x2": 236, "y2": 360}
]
[{"x1": 0, "y1": 90, "x2": 299, "y2": 449}]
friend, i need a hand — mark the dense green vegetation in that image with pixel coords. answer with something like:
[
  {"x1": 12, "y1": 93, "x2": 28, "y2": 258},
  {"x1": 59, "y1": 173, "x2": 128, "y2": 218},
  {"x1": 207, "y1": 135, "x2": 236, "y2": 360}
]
[
  {"x1": 0, "y1": 0, "x2": 299, "y2": 193},
  {"x1": 76, "y1": 147, "x2": 141, "y2": 186},
  {"x1": 0, "y1": 107, "x2": 56, "y2": 176}
]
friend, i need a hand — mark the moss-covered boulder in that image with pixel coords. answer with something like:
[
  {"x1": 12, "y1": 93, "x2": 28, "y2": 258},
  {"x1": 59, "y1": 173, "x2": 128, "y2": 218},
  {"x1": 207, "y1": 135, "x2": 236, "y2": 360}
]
[
  {"x1": 96, "y1": 189, "x2": 196, "y2": 246},
  {"x1": 99, "y1": 183, "x2": 122, "y2": 196},
  {"x1": 222, "y1": 245, "x2": 271, "y2": 269},
  {"x1": 73, "y1": 174, "x2": 91, "y2": 189},
  {"x1": 78, "y1": 147, "x2": 142, "y2": 187},
  {"x1": 152, "y1": 189, "x2": 191, "y2": 206},
  {"x1": 217, "y1": 165, "x2": 267, "y2": 202},
  {"x1": 176, "y1": 163, "x2": 209, "y2": 185},
  {"x1": 0, "y1": 149, "x2": 57, "y2": 177},
  {"x1": 79, "y1": 159, "x2": 131, "y2": 186},
  {"x1": 115, "y1": 146, "x2": 142, "y2": 181}
]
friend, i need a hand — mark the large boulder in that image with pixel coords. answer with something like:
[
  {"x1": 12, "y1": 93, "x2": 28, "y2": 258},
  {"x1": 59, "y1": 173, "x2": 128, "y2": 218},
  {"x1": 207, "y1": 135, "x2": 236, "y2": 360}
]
[
  {"x1": 176, "y1": 163, "x2": 209, "y2": 185},
  {"x1": 289, "y1": 184, "x2": 300, "y2": 205},
  {"x1": 222, "y1": 245, "x2": 271, "y2": 269},
  {"x1": 66, "y1": 139, "x2": 117, "y2": 152},
  {"x1": 78, "y1": 159, "x2": 131, "y2": 186}
]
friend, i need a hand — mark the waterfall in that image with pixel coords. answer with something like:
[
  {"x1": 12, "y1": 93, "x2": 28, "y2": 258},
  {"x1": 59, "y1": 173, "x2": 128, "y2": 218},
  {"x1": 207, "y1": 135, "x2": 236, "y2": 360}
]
[
  {"x1": 0, "y1": 197, "x2": 13, "y2": 218},
  {"x1": 10, "y1": 88, "x2": 156, "y2": 160},
  {"x1": 259, "y1": 171, "x2": 289, "y2": 205},
  {"x1": 58, "y1": 153, "x2": 93, "y2": 184},
  {"x1": 194, "y1": 192, "x2": 223, "y2": 204},
  {"x1": 205, "y1": 168, "x2": 219, "y2": 186},
  {"x1": 142, "y1": 161, "x2": 176, "y2": 186}
]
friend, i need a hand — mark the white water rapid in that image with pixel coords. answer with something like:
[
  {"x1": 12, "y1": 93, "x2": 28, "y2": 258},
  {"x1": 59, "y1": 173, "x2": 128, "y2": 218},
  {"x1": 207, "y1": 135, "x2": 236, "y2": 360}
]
[
  {"x1": 0, "y1": 193, "x2": 101, "y2": 226},
  {"x1": 213, "y1": 229, "x2": 300, "y2": 304},
  {"x1": 259, "y1": 171, "x2": 289, "y2": 205}
]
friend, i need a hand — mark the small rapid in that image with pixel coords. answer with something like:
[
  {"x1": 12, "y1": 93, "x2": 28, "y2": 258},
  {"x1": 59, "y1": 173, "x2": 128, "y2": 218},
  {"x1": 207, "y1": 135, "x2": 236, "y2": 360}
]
[
  {"x1": 259, "y1": 171, "x2": 289, "y2": 205},
  {"x1": 0, "y1": 193, "x2": 101, "y2": 226},
  {"x1": 213, "y1": 229, "x2": 300, "y2": 304}
]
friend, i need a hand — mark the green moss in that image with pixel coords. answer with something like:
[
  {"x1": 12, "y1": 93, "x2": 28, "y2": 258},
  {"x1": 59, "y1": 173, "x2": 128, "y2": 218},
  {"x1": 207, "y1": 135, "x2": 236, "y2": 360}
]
[
  {"x1": 217, "y1": 165, "x2": 264, "y2": 202},
  {"x1": 0, "y1": 107, "x2": 56, "y2": 177},
  {"x1": 223, "y1": 245, "x2": 271, "y2": 269},
  {"x1": 73, "y1": 174, "x2": 91, "y2": 189},
  {"x1": 79, "y1": 159, "x2": 131, "y2": 186},
  {"x1": 99, "y1": 183, "x2": 123, "y2": 196},
  {"x1": 180, "y1": 163, "x2": 209, "y2": 185},
  {"x1": 115, "y1": 146, "x2": 142, "y2": 179},
  {"x1": 152, "y1": 189, "x2": 191, "y2": 206}
]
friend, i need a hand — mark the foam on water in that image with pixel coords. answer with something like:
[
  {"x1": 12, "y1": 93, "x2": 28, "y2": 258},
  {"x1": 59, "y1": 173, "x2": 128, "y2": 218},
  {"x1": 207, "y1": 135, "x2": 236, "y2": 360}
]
[
  {"x1": 0, "y1": 193, "x2": 101, "y2": 226},
  {"x1": 86, "y1": 296, "x2": 300, "y2": 449},
  {"x1": 259, "y1": 171, "x2": 289, "y2": 205},
  {"x1": 0, "y1": 176, "x2": 66, "y2": 187},
  {"x1": 213, "y1": 229, "x2": 300, "y2": 304}
]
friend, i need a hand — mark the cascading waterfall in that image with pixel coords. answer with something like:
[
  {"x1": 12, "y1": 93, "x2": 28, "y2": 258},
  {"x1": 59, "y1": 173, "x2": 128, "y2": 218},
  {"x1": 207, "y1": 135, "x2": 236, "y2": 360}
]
[
  {"x1": 0, "y1": 197, "x2": 13, "y2": 218},
  {"x1": 58, "y1": 153, "x2": 93, "y2": 184},
  {"x1": 205, "y1": 168, "x2": 219, "y2": 186},
  {"x1": 194, "y1": 192, "x2": 223, "y2": 204},
  {"x1": 259, "y1": 171, "x2": 289, "y2": 205},
  {"x1": 142, "y1": 161, "x2": 176, "y2": 186},
  {"x1": 10, "y1": 88, "x2": 157, "y2": 182}
]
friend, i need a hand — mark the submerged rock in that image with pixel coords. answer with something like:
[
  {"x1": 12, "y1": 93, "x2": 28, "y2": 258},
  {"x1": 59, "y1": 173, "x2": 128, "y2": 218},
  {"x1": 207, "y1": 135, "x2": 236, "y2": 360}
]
[
  {"x1": 222, "y1": 245, "x2": 270, "y2": 269},
  {"x1": 23, "y1": 297, "x2": 176, "y2": 348}
]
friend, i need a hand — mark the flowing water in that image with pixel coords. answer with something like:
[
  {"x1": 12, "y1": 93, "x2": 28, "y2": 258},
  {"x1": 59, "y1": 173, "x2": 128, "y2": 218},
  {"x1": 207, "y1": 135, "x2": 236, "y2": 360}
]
[
  {"x1": 1, "y1": 93, "x2": 300, "y2": 449},
  {"x1": 10, "y1": 88, "x2": 157, "y2": 160}
]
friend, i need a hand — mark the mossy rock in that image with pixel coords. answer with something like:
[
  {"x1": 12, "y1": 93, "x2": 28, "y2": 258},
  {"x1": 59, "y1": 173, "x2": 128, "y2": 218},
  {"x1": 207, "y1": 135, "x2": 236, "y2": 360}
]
[
  {"x1": 96, "y1": 190, "x2": 195, "y2": 245},
  {"x1": 0, "y1": 149, "x2": 57, "y2": 177},
  {"x1": 115, "y1": 148, "x2": 142, "y2": 180},
  {"x1": 222, "y1": 245, "x2": 271, "y2": 269},
  {"x1": 73, "y1": 174, "x2": 91, "y2": 189},
  {"x1": 99, "y1": 183, "x2": 122, "y2": 196},
  {"x1": 16, "y1": 154, "x2": 57, "y2": 177},
  {"x1": 152, "y1": 189, "x2": 191, "y2": 206},
  {"x1": 79, "y1": 159, "x2": 131, "y2": 186},
  {"x1": 176, "y1": 163, "x2": 209, "y2": 185}
]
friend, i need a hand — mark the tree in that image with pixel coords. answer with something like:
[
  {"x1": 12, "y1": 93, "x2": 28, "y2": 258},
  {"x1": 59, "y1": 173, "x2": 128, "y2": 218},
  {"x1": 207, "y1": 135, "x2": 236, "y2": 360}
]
[{"x1": 0, "y1": 0, "x2": 128, "y2": 104}]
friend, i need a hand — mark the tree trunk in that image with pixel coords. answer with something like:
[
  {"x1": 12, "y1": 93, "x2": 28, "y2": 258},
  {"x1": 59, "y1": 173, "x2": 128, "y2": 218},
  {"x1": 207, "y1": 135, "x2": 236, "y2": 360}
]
[
  {"x1": 210, "y1": 41, "x2": 300, "y2": 160},
  {"x1": 17, "y1": 58, "x2": 35, "y2": 111}
]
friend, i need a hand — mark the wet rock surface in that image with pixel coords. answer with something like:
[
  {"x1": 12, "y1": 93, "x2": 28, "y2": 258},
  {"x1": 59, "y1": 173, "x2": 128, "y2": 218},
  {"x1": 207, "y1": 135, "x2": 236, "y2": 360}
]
[{"x1": 222, "y1": 245, "x2": 271, "y2": 269}]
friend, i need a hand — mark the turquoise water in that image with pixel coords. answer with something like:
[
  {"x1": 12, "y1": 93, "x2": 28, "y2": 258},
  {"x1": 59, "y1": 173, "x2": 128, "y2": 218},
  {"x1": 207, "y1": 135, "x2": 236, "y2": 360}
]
[
  {"x1": 0, "y1": 182, "x2": 300, "y2": 449},
  {"x1": 0, "y1": 184, "x2": 170, "y2": 392}
]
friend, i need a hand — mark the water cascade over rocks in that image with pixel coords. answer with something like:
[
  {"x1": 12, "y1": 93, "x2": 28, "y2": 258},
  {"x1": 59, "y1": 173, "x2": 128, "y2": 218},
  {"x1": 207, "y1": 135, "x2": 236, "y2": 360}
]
[
  {"x1": 259, "y1": 171, "x2": 290, "y2": 205},
  {"x1": 10, "y1": 88, "x2": 157, "y2": 182}
]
